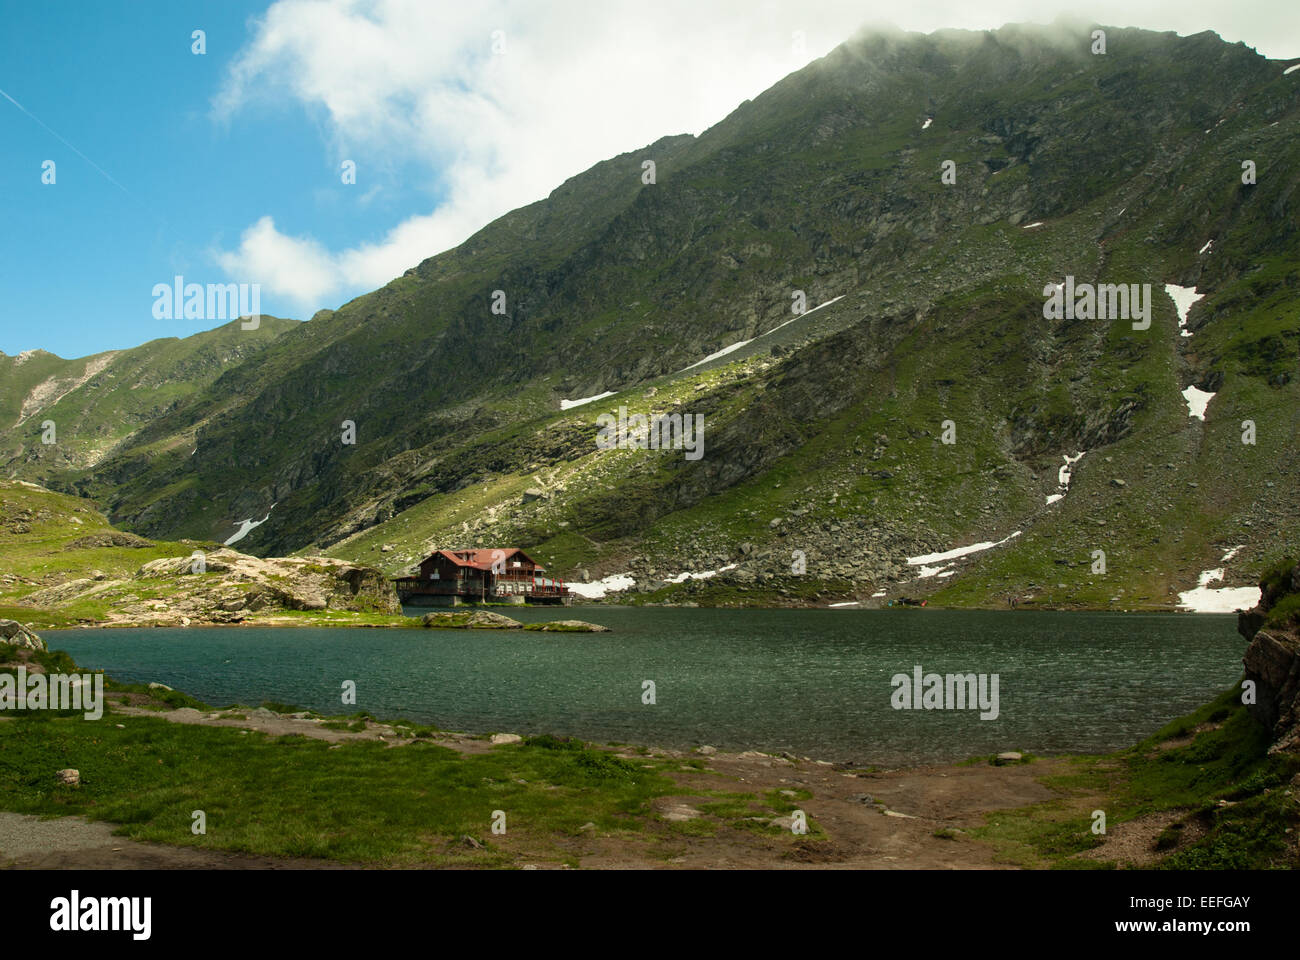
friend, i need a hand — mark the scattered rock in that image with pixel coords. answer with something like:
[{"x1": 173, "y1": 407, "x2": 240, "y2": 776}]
[
  {"x1": 55, "y1": 769, "x2": 80, "y2": 786},
  {"x1": 993, "y1": 751, "x2": 1024, "y2": 765},
  {"x1": 490, "y1": 733, "x2": 523, "y2": 745},
  {"x1": 697, "y1": 745, "x2": 717, "y2": 755}
]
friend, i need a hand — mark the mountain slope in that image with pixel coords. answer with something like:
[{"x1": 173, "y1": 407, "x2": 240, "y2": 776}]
[
  {"x1": 18, "y1": 21, "x2": 1300, "y2": 607},
  {"x1": 0, "y1": 316, "x2": 298, "y2": 476}
]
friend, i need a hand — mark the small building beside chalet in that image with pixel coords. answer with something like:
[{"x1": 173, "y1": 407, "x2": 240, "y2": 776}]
[{"x1": 393, "y1": 548, "x2": 571, "y2": 606}]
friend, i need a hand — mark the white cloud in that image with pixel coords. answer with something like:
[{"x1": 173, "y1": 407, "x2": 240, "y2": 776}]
[{"x1": 215, "y1": 0, "x2": 1300, "y2": 311}]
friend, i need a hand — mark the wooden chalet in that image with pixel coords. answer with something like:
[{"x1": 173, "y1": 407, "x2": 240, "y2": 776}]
[{"x1": 393, "y1": 548, "x2": 572, "y2": 606}]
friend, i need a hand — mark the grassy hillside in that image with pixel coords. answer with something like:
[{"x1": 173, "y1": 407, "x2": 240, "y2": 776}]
[{"x1": 0, "y1": 316, "x2": 297, "y2": 477}]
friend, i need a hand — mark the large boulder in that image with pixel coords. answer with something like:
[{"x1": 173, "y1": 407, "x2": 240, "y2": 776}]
[{"x1": 0, "y1": 620, "x2": 46, "y2": 651}]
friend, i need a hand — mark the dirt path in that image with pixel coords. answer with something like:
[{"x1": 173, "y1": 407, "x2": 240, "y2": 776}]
[
  {"x1": 546, "y1": 752, "x2": 1061, "y2": 869},
  {"x1": 0, "y1": 812, "x2": 347, "y2": 870}
]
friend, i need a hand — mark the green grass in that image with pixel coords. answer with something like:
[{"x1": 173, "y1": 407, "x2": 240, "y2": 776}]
[
  {"x1": 973, "y1": 683, "x2": 1300, "y2": 869},
  {"x1": 0, "y1": 711, "x2": 680, "y2": 866}
]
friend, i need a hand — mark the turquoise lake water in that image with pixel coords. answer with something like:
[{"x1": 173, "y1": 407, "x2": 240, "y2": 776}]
[{"x1": 46, "y1": 608, "x2": 1245, "y2": 764}]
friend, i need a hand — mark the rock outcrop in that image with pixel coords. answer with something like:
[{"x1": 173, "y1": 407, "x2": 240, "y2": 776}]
[
  {"x1": 1238, "y1": 561, "x2": 1300, "y2": 754},
  {"x1": 525, "y1": 620, "x2": 611, "y2": 633},
  {"x1": 20, "y1": 548, "x2": 400, "y2": 625},
  {"x1": 421, "y1": 611, "x2": 523, "y2": 629},
  {"x1": 0, "y1": 619, "x2": 45, "y2": 651}
]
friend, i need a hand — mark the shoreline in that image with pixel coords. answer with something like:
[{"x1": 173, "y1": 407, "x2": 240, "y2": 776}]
[{"x1": 27, "y1": 601, "x2": 1240, "y2": 633}]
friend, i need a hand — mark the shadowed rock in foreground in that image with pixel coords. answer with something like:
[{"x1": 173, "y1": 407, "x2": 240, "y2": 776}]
[
  {"x1": 0, "y1": 620, "x2": 45, "y2": 651},
  {"x1": 1239, "y1": 560, "x2": 1300, "y2": 754}
]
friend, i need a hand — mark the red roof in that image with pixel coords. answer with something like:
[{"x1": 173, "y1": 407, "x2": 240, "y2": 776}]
[{"x1": 425, "y1": 548, "x2": 545, "y2": 572}]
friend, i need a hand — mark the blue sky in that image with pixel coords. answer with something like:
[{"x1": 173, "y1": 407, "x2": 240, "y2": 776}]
[
  {"x1": 0, "y1": 0, "x2": 448, "y2": 357},
  {"x1": 2, "y1": 0, "x2": 1297, "y2": 359}
]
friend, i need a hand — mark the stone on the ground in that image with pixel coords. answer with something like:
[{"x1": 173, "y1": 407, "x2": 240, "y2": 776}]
[
  {"x1": 697, "y1": 745, "x2": 717, "y2": 755},
  {"x1": 56, "y1": 769, "x2": 80, "y2": 786},
  {"x1": 148, "y1": 682, "x2": 173, "y2": 692},
  {"x1": 490, "y1": 733, "x2": 523, "y2": 745},
  {"x1": 993, "y1": 751, "x2": 1024, "y2": 765}
]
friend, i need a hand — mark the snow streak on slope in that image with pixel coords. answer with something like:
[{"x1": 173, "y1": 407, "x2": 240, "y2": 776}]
[
  {"x1": 680, "y1": 297, "x2": 845, "y2": 372},
  {"x1": 225, "y1": 505, "x2": 276, "y2": 546},
  {"x1": 1046, "y1": 452, "x2": 1085, "y2": 505},
  {"x1": 560, "y1": 391, "x2": 616, "y2": 410}
]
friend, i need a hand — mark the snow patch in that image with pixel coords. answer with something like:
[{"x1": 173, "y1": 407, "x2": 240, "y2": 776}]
[
  {"x1": 1178, "y1": 568, "x2": 1261, "y2": 613},
  {"x1": 1198, "y1": 239, "x2": 1214, "y2": 255},
  {"x1": 829, "y1": 601, "x2": 860, "y2": 608},
  {"x1": 1045, "y1": 451, "x2": 1086, "y2": 505},
  {"x1": 1021, "y1": 222, "x2": 1044, "y2": 229},
  {"x1": 1182, "y1": 385, "x2": 1215, "y2": 421},
  {"x1": 1164, "y1": 284, "x2": 1205, "y2": 338},
  {"x1": 1221, "y1": 544, "x2": 1245, "y2": 562},
  {"x1": 921, "y1": 117, "x2": 933, "y2": 130},
  {"x1": 871, "y1": 590, "x2": 887, "y2": 598},
  {"x1": 1285, "y1": 63, "x2": 1300, "y2": 75},
  {"x1": 224, "y1": 505, "x2": 276, "y2": 546},
  {"x1": 560, "y1": 391, "x2": 616, "y2": 411},
  {"x1": 567, "y1": 573, "x2": 635, "y2": 599}
]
